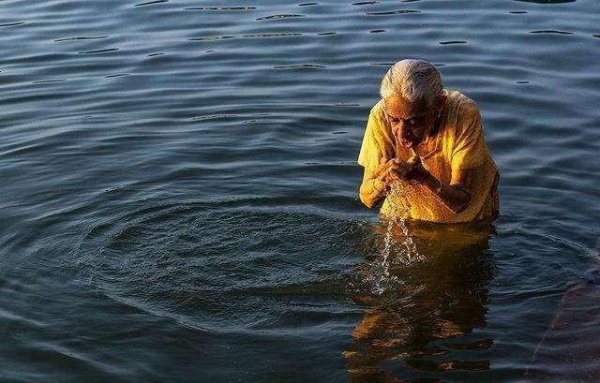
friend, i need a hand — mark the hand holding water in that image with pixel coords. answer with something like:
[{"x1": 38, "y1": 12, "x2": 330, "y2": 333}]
[{"x1": 385, "y1": 155, "x2": 430, "y2": 184}]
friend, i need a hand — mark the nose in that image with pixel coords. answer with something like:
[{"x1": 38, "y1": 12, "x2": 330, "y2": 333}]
[{"x1": 394, "y1": 120, "x2": 412, "y2": 141}]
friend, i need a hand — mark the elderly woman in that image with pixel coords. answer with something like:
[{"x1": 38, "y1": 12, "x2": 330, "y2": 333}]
[{"x1": 358, "y1": 59, "x2": 499, "y2": 223}]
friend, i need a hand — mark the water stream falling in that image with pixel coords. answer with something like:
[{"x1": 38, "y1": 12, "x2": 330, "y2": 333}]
[{"x1": 373, "y1": 179, "x2": 422, "y2": 295}]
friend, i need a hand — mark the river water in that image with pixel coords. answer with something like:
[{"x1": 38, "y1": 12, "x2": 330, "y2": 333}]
[{"x1": 1, "y1": 1, "x2": 599, "y2": 382}]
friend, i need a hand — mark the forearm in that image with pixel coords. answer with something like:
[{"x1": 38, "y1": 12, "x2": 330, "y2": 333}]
[
  {"x1": 359, "y1": 177, "x2": 387, "y2": 208},
  {"x1": 421, "y1": 173, "x2": 470, "y2": 214}
]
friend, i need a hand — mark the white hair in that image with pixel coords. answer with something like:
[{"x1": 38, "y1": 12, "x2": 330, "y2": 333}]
[{"x1": 379, "y1": 59, "x2": 444, "y2": 107}]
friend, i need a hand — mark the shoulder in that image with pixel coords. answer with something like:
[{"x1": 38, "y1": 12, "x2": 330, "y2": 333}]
[
  {"x1": 365, "y1": 99, "x2": 390, "y2": 137},
  {"x1": 446, "y1": 90, "x2": 481, "y2": 121},
  {"x1": 444, "y1": 90, "x2": 482, "y2": 138},
  {"x1": 369, "y1": 99, "x2": 386, "y2": 121}
]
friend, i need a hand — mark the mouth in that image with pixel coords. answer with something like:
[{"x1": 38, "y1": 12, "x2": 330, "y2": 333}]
[
  {"x1": 400, "y1": 138, "x2": 416, "y2": 148},
  {"x1": 394, "y1": 130, "x2": 419, "y2": 149}
]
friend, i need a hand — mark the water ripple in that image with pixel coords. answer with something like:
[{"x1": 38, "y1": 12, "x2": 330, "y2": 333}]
[
  {"x1": 184, "y1": 6, "x2": 257, "y2": 12},
  {"x1": 78, "y1": 48, "x2": 119, "y2": 55},
  {"x1": 134, "y1": 0, "x2": 168, "y2": 7},
  {"x1": 0, "y1": 21, "x2": 25, "y2": 27},
  {"x1": 256, "y1": 14, "x2": 305, "y2": 21},
  {"x1": 530, "y1": 30, "x2": 574, "y2": 35},
  {"x1": 439, "y1": 40, "x2": 468, "y2": 45},
  {"x1": 54, "y1": 36, "x2": 108, "y2": 43},
  {"x1": 514, "y1": 0, "x2": 575, "y2": 3},
  {"x1": 365, "y1": 9, "x2": 420, "y2": 15},
  {"x1": 273, "y1": 64, "x2": 326, "y2": 69}
]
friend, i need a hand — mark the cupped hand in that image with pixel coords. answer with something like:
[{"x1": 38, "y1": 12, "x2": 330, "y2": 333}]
[{"x1": 385, "y1": 155, "x2": 429, "y2": 184}]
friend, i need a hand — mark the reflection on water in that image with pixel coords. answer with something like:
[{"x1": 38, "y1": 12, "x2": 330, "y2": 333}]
[{"x1": 346, "y1": 222, "x2": 495, "y2": 381}]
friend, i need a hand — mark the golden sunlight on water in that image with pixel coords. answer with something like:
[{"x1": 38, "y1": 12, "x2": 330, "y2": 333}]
[{"x1": 346, "y1": 216, "x2": 496, "y2": 380}]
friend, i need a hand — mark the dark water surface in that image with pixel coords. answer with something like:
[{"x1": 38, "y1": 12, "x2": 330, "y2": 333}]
[{"x1": 1, "y1": 0, "x2": 599, "y2": 382}]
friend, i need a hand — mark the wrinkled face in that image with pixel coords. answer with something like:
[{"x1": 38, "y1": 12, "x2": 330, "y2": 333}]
[{"x1": 383, "y1": 96, "x2": 438, "y2": 149}]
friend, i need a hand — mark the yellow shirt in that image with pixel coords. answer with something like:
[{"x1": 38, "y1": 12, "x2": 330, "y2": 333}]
[{"x1": 358, "y1": 90, "x2": 499, "y2": 223}]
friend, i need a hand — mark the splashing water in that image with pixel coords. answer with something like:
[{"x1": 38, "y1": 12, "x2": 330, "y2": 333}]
[{"x1": 373, "y1": 180, "x2": 422, "y2": 294}]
